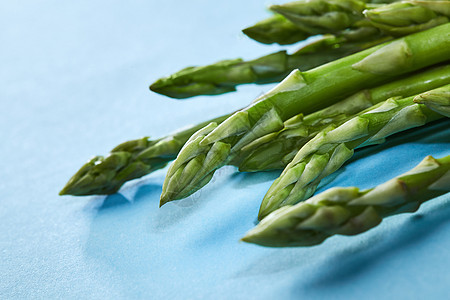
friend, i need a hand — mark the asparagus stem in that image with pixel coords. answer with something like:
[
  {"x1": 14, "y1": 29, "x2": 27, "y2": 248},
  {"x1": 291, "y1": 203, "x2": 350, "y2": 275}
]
[
  {"x1": 160, "y1": 24, "x2": 450, "y2": 206},
  {"x1": 150, "y1": 34, "x2": 389, "y2": 99},
  {"x1": 236, "y1": 64, "x2": 450, "y2": 171},
  {"x1": 59, "y1": 114, "x2": 231, "y2": 196},
  {"x1": 242, "y1": 154, "x2": 450, "y2": 247},
  {"x1": 258, "y1": 85, "x2": 449, "y2": 220}
]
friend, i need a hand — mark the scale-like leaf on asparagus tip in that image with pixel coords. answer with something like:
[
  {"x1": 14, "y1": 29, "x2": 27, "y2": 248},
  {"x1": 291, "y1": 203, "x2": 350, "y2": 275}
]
[
  {"x1": 270, "y1": 0, "x2": 367, "y2": 34},
  {"x1": 413, "y1": 84, "x2": 450, "y2": 117}
]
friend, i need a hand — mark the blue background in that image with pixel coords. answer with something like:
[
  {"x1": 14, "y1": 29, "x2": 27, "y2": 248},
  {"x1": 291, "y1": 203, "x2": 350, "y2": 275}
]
[{"x1": 1, "y1": 1, "x2": 449, "y2": 299}]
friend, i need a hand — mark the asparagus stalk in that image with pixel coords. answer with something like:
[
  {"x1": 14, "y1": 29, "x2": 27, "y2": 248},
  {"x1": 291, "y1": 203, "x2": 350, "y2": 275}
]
[
  {"x1": 59, "y1": 114, "x2": 231, "y2": 196},
  {"x1": 242, "y1": 154, "x2": 450, "y2": 247},
  {"x1": 242, "y1": 14, "x2": 309, "y2": 45},
  {"x1": 159, "y1": 24, "x2": 450, "y2": 206},
  {"x1": 270, "y1": 0, "x2": 449, "y2": 37},
  {"x1": 243, "y1": 13, "x2": 384, "y2": 45},
  {"x1": 236, "y1": 64, "x2": 450, "y2": 171},
  {"x1": 258, "y1": 84, "x2": 449, "y2": 220},
  {"x1": 150, "y1": 34, "x2": 389, "y2": 99}
]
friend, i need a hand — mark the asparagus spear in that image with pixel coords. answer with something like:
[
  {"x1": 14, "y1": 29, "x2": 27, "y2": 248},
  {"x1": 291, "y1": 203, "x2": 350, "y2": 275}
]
[
  {"x1": 159, "y1": 24, "x2": 450, "y2": 206},
  {"x1": 236, "y1": 64, "x2": 450, "y2": 171},
  {"x1": 150, "y1": 34, "x2": 389, "y2": 99},
  {"x1": 269, "y1": 0, "x2": 371, "y2": 35},
  {"x1": 258, "y1": 84, "x2": 449, "y2": 220},
  {"x1": 414, "y1": 85, "x2": 450, "y2": 117},
  {"x1": 242, "y1": 14, "x2": 309, "y2": 45},
  {"x1": 242, "y1": 154, "x2": 450, "y2": 247},
  {"x1": 59, "y1": 114, "x2": 230, "y2": 196},
  {"x1": 151, "y1": 1, "x2": 449, "y2": 99}
]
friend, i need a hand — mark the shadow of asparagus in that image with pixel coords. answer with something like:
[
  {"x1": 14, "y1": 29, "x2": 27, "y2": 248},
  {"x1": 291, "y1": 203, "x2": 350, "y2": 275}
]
[{"x1": 302, "y1": 195, "x2": 450, "y2": 289}]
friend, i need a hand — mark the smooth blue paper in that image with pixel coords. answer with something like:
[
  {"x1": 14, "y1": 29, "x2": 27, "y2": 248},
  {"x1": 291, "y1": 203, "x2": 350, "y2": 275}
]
[{"x1": 1, "y1": 1, "x2": 449, "y2": 299}]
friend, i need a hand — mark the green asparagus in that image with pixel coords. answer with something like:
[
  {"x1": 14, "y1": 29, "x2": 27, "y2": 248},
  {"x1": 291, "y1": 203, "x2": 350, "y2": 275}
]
[
  {"x1": 242, "y1": 14, "x2": 309, "y2": 45},
  {"x1": 159, "y1": 24, "x2": 450, "y2": 206},
  {"x1": 258, "y1": 85, "x2": 449, "y2": 220},
  {"x1": 61, "y1": 65, "x2": 450, "y2": 196},
  {"x1": 242, "y1": 154, "x2": 450, "y2": 247},
  {"x1": 365, "y1": 1, "x2": 450, "y2": 36},
  {"x1": 59, "y1": 114, "x2": 230, "y2": 196},
  {"x1": 270, "y1": 0, "x2": 371, "y2": 35},
  {"x1": 150, "y1": 34, "x2": 389, "y2": 99},
  {"x1": 414, "y1": 84, "x2": 450, "y2": 117}
]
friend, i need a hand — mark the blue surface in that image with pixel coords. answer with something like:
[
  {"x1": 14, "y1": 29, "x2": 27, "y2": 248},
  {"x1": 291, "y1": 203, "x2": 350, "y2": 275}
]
[{"x1": 1, "y1": 1, "x2": 449, "y2": 299}]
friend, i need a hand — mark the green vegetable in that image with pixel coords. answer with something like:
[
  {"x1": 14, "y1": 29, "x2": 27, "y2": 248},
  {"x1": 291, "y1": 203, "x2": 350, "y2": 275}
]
[
  {"x1": 270, "y1": 0, "x2": 370, "y2": 35},
  {"x1": 270, "y1": 0, "x2": 449, "y2": 36},
  {"x1": 258, "y1": 84, "x2": 449, "y2": 220},
  {"x1": 151, "y1": 1, "x2": 449, "y2": 99},
  {"x1": 159, "y1": 24, "x2": 450, "y2": 207},
  {"x1": 149, "y1": 34, "x2": 389, "y2": 99},
  {"x1": 59, "y1": 114, "x2": 230, "y2": 196},
  {"x1": 414, "y1": 83, "x2": 450, "y2": 117},
  {"x1": 242, "y1": 14, "x2": 308, "y2": 45},
  {"x1": 242, "y1": 154, "x2": 450, "y2": 247},
  {"x1": 365, "y1": 0, "x2": 450, "y2": 36}
]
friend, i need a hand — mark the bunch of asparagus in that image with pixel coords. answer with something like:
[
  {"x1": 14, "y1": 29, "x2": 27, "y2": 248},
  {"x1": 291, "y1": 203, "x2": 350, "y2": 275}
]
[{"x1": 62, "y1": 0, "x2": 450, "y2": 248}]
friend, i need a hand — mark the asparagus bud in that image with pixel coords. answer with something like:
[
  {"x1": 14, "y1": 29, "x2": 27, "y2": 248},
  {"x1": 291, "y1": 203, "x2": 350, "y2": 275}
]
[{"x1": 242, "y1": 154, "x2": 450, "y2": 247}]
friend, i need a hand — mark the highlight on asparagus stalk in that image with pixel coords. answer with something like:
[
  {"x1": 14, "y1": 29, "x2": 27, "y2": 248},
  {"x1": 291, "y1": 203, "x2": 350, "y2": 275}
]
[
  {"x1": 258, "y1": 84, "x2": 449, "y2": 220},
  {"x1": 242, "y1": 14, "x2": 308, "y2": 45},
  {"x1": 149, "y1": 34, "x2": 389, "y2": 99},
  {"x1": 59, "y1": 114, "x2": 230, "y2": 196},
  {"x1": 159, "y1": 24, "x2": 450, "y2": 207},
  {"x1": 236, "y1": 64, "x2": 450, "y2": 171},
  {"x1": 242, "y1": 154, "x2": 450, "y2": 247}
]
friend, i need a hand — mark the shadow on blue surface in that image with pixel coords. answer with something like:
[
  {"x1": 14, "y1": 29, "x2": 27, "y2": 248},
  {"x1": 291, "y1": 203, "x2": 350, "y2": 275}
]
[
  {"x1": 303, "y1": 197, "x2": 450, "y2": 289},
  {"x1": 231, "y1": 169, "x2": 281, "y2": 189},
  {"x1": 234, "y1": 196, "x2": 450, "y2": 290},
  {"x1": 97, "y1": 183, "x2": 161, "y2": 210}
]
